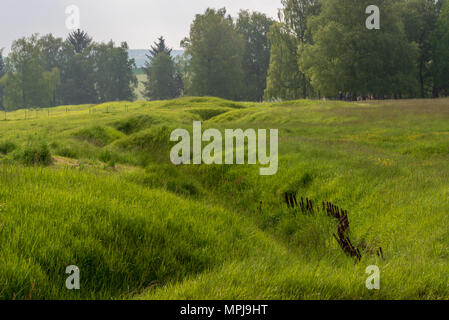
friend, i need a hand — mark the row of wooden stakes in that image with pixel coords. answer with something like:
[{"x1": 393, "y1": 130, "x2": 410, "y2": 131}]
[{"x1": 284, "y1": 193, "x2": 384, "y2": 261}]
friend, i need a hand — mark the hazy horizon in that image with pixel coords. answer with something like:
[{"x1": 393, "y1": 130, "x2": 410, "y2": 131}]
[{"x1": 0, "y1": 0, "x2": 280, "y2": 54}]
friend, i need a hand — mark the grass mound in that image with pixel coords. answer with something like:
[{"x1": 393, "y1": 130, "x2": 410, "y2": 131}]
[
  {"x1": 73, "y1": 126, "x2": 124, "y2": 147},
  {"x1": 111, "y1": 115, "x2": 161, "y2": 135},
  {"x1": 0, "y1": 165, "x2": 273, "y2": 299},
  {"x1": 187, "y1": 108, "x2": 230, "y2": 121},
  {"x1": 1, "y1": 97, "x2": 449, "y2": 299}
]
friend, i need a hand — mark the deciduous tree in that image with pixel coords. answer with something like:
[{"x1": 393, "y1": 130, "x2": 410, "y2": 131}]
[
  {"x1": 300, "y1": 0, "x2": 418, "y2": 98},
  {"x1": 236, "y1": 10, "x2": 274, "y2": 101},
  {"x1": 182, "y1": 8, "x2": 245, "y2": 100}
]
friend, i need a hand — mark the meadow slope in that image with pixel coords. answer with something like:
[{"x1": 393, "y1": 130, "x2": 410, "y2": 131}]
[{"x1": 0, "y1": 97, "x2": 449, "y2": 299}]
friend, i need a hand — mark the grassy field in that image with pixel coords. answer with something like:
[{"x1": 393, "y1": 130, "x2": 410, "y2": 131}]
[{"x1": 0, "y1": 97, "x2": 449, "y2": 299}]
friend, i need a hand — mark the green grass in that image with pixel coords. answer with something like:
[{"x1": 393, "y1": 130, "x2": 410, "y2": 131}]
[{"x1": 1, "y1": 97, "x2": 449, "y2": 299}]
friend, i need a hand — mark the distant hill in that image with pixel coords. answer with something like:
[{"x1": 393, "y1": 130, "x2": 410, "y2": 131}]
[{"x1": 128, "y1": 49, "x2": 184, "y2": 68}]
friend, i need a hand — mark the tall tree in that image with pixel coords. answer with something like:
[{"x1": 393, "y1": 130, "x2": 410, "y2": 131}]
[
  {"x1": 67, "y1": 29, "x2": 92, "y2": 54},
  {"x1": 265, "y1": 0, "x2": 321, "y2": 100},
  {"x1": 146, "y1": 36, "x2": 172, "y2": 62},
  {"x1": 0, "y1": 73, "x2": 22, "y2": 111},
  {"x1": 174, "y1": 53, "x2": 190, "y2": 95},
  {"x1": 94, "y1": 41, "x2": 137, "y2": 102},
  {"x1": 0, "y1": 49, "x2": 6, "y2": 110},
  {"x1": 38, "y1": 34, "x2": 64, "y2": 71},
  {"x1": 401, "y1": 0, "x2": 443, "y2": 98},
  {"x1": 3, "y1": 35, "x2": 53, "y2": 108},
  {"x1": 236, "y1": 10, "x2": 274, "y2": 101},
  {"x1": 143, "y1": 37, "x2": 181, "y2": 100},
  {"x1": 37, "y1": 34, "x2": 64, "y2": 106},
  {"x1": 142, "y1": 36, "x2": 172, "y2": 81},
  {"x1": 182, "y1": 8, "x2": 245, "y2": 100},
  {"x1": 60, "y1": 31, "x2": 97, "y2": 105},
  {"x1": 145, "y1": 52, "x2": 181, "y2": 100},
  {"x1": 300, "y1": 0, "x2": 418, "y2": 98},
  {"x1": 431, "y1": 0, "x2": 449, "y2": 96},
  {"x1": 265, "y1": 22, "x2": 305, "y2": 100}
]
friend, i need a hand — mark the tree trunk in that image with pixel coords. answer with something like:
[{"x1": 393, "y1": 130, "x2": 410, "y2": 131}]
[{"x1": 419, "y1": 60, "x2": 425, "y2": 98}]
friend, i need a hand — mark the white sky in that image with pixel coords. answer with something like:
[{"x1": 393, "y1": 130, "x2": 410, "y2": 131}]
[{"x1": 0, "y1": 0, "x2": 281, "y2": 54}]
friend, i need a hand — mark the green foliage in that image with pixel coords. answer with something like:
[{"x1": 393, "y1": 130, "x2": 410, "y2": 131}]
[
  {"x1": 94, "y1": 41, "x2": 137, "y2": 102},
  {"x1": 0, "y1": 49, "x2": 5, "y2": 110},
  {"x1": 183, "y1": 8, "x2": 245, "y2": 100},
  {"x1": 431, "y1": 0, "x2": 449, "y2": 96},
  {"x1": 265, "y1": 0, "x2": 320, "y2": 100},
  {"x1": 59, "y1": 35, "x2": 97, "y2": 105},
  {"x1": 265, "y1": 22, "x2": 306, "y2": 100},
  {"x1": 67, "y1": 29, "x2": 92, "y2": 54},
  {"x1": 143, "y1": 164, "x2": 202, "y2": 197},
  {"x1": 112, "y1": 114, "x2": 160, "y2": 135},
  {"x1": 144, "y1": 52, "x2": 180, "y2": 100},
  {"x1": 115, "y1": 125, "x2": 173, "y2": 152},
  {"x1": 0, "y1": 165, "x2": 268, "y2": 299},
  {"x1": 2, "y1": 35, "x2": 60, "y2": 109},
  {"x1": 1, "y1": 31, "x2": 138, "y2": 108},
  {"x1": 145, "y1": 36, "x2": 172, "y2": 62},
  {"x1": 55, "y1": 146, "x2": 79, "y2": 159},
  {"x1": 19, "y1": 142, "x2": 52, "y2": 166},
  {"x1": 236, "y1": 10, "x2": 274, "y2": 101},
  {"x1": 73, "y1": 126, "x2": 124, "y2": 147},
  {"x1": 401, "y1": 0, "x2": 442, "y2": 98},
  {"x1": 1, "y1": 97, "x2": 449, "y2": 299},
  {"x1": 0, "y1": 140, "x2": 17, "y2": 155},
  {"x1": 300, "y1": 0, "x2": 418, "y2": 98},
  {"x1": 142, "y1": 37, "x2": 182, "y2": 101}
]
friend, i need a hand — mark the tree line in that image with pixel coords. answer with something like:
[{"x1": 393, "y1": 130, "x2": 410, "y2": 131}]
[
  {"x1": 143, "y1": 8, "x2": 274, "y2": 102},
  {"x1": 0, "y1": 30, "x2": 137, "y2": 111},
  {"x1": 270, "y1": 0, "x2": 449, "y2": 100},
  {"x1": 148, "y1": 0, "x2": 449, "y2": 102},
  {"x1": 1, "y1": 0, "x2": 449, "y2": 110}
]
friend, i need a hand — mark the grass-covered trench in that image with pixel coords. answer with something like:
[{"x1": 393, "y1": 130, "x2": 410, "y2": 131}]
[{"x1": 1, "y1": 97, "x2": 449, "y2": 299}]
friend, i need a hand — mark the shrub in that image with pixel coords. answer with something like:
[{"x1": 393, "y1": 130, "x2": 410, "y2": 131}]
[
  {"x1": 0, "y1": 141, "x2": 17, "y2": 155},
  {"x1": 20, "y1": 143, "x2": 52, "y2": 166}
]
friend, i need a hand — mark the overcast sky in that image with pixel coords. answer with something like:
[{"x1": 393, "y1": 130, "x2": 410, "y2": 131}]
[{"x1": 0, "y1": 0, "x2": 281, "y2": 54}]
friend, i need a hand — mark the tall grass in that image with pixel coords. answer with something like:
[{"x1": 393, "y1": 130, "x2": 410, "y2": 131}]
[{"x1": 1, "y1": 97, "x2": 449, "y2": 299}]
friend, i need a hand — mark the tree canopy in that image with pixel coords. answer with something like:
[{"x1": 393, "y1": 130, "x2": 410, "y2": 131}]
[
  {"x1": 143, "y1": 37, "x2": 182, "y2": 100},
  {"x1": 0, "y1": 49, "x2": 6, "y2": 110},
  {"x1": 236, "y1": 10, "x2": 274, "y2": 101},
  {"x1": 182, "y1": 8, "x2": 245, "y2": 100},
  {"x1": 431, "y1": 0, "x2": 449, "y2": 96},
  {"x1": 0, "y1": 31, "x2": 137, "y2": 110}
]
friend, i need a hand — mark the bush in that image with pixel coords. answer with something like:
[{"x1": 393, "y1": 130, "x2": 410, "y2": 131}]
[
  {"x1": 20, "y1": 143, "x2": 52, "y2": 166},
  {"x1": 0, "y1": 141, "x2": 17, "y2": 155}
]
